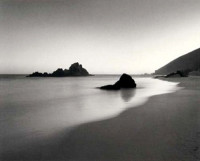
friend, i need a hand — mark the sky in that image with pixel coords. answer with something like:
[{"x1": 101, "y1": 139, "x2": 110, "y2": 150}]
[{"x1": 1, "y1": 0, "x2": 200, "y2": 74}]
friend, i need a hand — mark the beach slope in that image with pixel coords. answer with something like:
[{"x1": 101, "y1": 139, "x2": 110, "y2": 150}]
[{"x1": 2, "y1": 77, "x2": 200, "y2": 161}]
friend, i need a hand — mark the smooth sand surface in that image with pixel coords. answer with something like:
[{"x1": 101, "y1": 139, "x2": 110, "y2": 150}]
[{"x1": 1, "y1": 77, "x2": 200, "y2": 161}]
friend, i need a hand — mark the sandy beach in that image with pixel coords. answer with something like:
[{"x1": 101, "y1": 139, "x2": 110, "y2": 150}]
[{"x1": 1, "y1": 77, "x2": 200, "y2": 161}]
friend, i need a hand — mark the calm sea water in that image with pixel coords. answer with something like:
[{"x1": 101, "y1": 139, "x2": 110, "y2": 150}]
[{"x1": 0, "y1": 75, "x2": 180, "y2": 151}]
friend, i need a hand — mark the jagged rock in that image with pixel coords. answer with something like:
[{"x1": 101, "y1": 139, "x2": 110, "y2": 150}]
[
  {"x1": 28, "y1": 72, "x2": 44, "y2": 77},
  {"x1": 52, "y1": 68, "x2": 66, "y2": 77},
  {"x1": 28, "y1": 62, "x2": 91, "y2": 77},
  {"x1": 100, "y1": 74, "x2": 136, "y2": 90},
  {"x1": 69, "y1": 62, "x2": 89, "y2": 76}
]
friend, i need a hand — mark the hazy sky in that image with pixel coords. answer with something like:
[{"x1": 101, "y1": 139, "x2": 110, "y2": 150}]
[{"x1": 1, "y1": 0, "x2": 200, "y2": 74}]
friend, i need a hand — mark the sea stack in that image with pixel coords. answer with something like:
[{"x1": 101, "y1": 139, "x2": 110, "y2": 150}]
[
  {"x1": 100, "y1": 73, "x2": 136, "y2": 90},
  {"x1": 69, "y1": 62, "x2": 90, "y2": 76},
  {"x1": 28, "y1": 62, "x2": 92, "y2": 77}
]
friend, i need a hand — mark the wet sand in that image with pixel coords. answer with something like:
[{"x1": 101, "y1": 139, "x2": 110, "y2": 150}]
[{"x1": 1, "y1": 77, "x2": 200, "y2": 161}]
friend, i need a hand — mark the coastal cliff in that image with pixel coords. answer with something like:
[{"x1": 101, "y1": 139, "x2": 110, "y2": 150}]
[{"x1": 155, "y1": 48, "x2": 200, "y2": 75}]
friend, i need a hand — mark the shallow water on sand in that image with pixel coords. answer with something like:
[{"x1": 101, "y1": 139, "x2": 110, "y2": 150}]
[{"x1": 0, "y1": 75, "x2": 180, "y2": 151}]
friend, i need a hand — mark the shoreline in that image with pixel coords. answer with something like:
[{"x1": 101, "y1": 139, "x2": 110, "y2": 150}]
[{"x1": 2, "y1": 77, "x2": 200, "y2": 161}]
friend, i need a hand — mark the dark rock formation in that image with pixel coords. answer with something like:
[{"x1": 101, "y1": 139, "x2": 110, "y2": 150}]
[
  {"x1": 28, "y1": 62, "x2": 92, "y2": 77},
  {"x1": 165, "y1": 70, "x2": 186, "y2": 78},
  {"x1": 100, "y1": 85, "x2": 121, "y2": 90},
  {"x1": 52, "y1": 68, "x2": 66, "y2": 77},
  {"x1": 28, "y1": 72, "x2": 50, "y2": 77},
  {"x1": 100, "y1": 74, "x2": 136, "y2": 90},
  {"x1": 69, "y1": 62, "x2": 89, "y2": 76},
  {"x1": 154, "y1": 70, "x2": 187, "y2": 79}
]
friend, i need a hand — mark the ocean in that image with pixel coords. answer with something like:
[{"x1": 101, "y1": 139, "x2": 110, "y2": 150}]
[{"x1": 0, "y1": 75, "x2": 180, "y2": 152}]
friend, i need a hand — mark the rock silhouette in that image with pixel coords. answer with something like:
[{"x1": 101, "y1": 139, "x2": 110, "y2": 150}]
[
  {"x1": 155, "y1": 48, "x2": 200, "y2": 75},
  {"x1": 69, "y1": 62, "x2": 89, "y2": 76},
  {"x1": 154, "y1": 70, "x2": 187, "y2": 78},
  {"x1": 100, "y1": 74, "x2": 136, "y2": 90},
  {"x1": 165, "y1": 70, "x2": 186, "y2": 78},
  {"x1": 28, "y1": 62, "x2": 92, "y2": 77}
]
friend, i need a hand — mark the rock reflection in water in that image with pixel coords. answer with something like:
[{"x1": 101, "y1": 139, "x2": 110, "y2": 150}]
[{"x1": 120, "y1": 89, "x2": 136, "y2": 102}]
